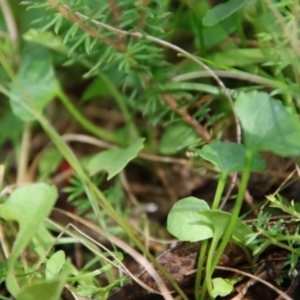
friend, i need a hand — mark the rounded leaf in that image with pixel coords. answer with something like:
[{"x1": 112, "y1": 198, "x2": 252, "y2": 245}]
[
  {"x1": 167, "y1": 197, "x2": 213, "y2": 242},
  {"x1": 198, "y1": 141, "x2": 266, "y2": 175},
  {"x1": 200, "y1": 210, "x2": 253, "y2": 243},
  {"x1": 235, "y1": 91, "x2": 300, "y2": 156}
]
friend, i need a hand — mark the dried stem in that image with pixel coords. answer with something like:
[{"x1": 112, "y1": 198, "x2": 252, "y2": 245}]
[
  {"x1": 48, "y1": 0, "x2": 126, "y2": 52},
  {"x1": 163, "y1": 93, "x2": 211, "y2": 142},
  {"x1": 108, "y1": 0, "x2": 126, "y2": 49},
  {"x1": 108, "y1": 0, "x2": 121, "y2": 27}
]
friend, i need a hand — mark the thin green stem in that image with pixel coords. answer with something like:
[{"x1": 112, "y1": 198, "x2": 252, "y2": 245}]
[
  {"x1": 16, "y1": 121, "x2": 31, "y2": 184},
  {"x1": 277, "y1": 234, "x2": 300, "y2": 243},
  {"x1": 57, "y1": 89, "x2": 120, "y2": 144},
  {"x1": 83, "y1": 181, "x2": 116, "y2": 283},
  {"x1": 200, "y1": 282, "x2": 207, "y2": 300},
  {"x1": 197, "y1": 175, "x2": 227, "y2": 300},
  {"x1": 99, "y1": 73, "x2": 139, "y2": 142},
  {"x1": 195, "y1": 240, "x2": 208, "y2": 300},
  {"x1": 204, "y1": 237, "x2": 218, "y2": 296},
  {"x1": 233, "y1": 12, "x2": 246, "y2": 48},
  {"x1": 273, "y1": 71, "x2": 297, "y2": 114},
  {"x1": 196, "y1": 175, "x2": 228, "y2": 299},
  {"x1": 211, "y1": 151, "x2": 254, "y2": 273},
  {"x1": 172, "y1": 70, "x2": 286, "y2": 90},
  {"x1": 257, "y1": 231, "x2": 300, "y2": 254},
  {"x1": 0, "y1": 165, "x2": 4, "y2": 191},
  {"x1": 212, "y1": 174, "x2": 227, "y2": 210},
  {"x1": 192, "y1": 0, "x2": 206, "y2": 57}
]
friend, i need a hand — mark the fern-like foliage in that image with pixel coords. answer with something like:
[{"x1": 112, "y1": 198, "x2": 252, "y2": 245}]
[
  {"x1": 21, "y1": 0, "x2": 223, "y2": 143},
  {"x1": 23, "y1": 0, "x2": 170, "y2": 76}
]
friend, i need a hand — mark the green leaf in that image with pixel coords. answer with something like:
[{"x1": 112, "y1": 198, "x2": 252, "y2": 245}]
[
  {"x1": 235, "y1": 91, "x2": 300, "y2": 156},
  {"x1": 200, "y1": 210, "x2": 229, "y2": 241},
  {"x1": 32, "y1": 225, "x2": 56, "y2": 258},
  {"x1": 87, "y1": 138, "x2": 145, "y2": 180},
  {"x1": 46, "y1": 250, "x2": 66, "y2": 280},
  {"x1": 162, "y1": 82, "x2": 220, "y2": 95},
  {"x1": 84, "y1": 35, "x2": 91, "y2": 54},
  {"x1": 69, "y1": 34, "x2": 85, "y2": 56},
  {"x1": 54, "y1": 15, "x2": 63, "y2": 35},
  {"x1": 17, "y1": 266, "x2": 69, "y2": 300},
  {"x1": 200, "y1": 210, "x2": 252, "y2": 243},
  {"x1": 63, "y1": 23, "x2": 79, "y2": 44},
  {"x1": 201, "y1": 16, "x2": 236, "y2": 49},
  {"x1": 207, "y1": 48, "x2": 266, "y2": 67},
  {"x1": 198, "y1": 141, "x2": 266, "y2": 175},
  {"x1": 211, "y1": 277, "x2": 233, "y2": 298},
  {"x1": 9, "y1": 47, "x2": 60, "y2": 121},
  {"x1": 159, "y1": 124, "x2": 199, "y2": 155},
  {"x1": 0, "y1": 183, "x2": 57, "y2": 296},
  {"x1": 167, "y1": 197, "x2": 213, "y2": 242},
  {"x1": 39, "y1": 147, "x2": 63, "y2": 180},
  {"x1": 252, "y1": 153, "x2": 267, "y2": 172},
  {"x1": 40, "y1": 14, "x2": 60, "y2": 32},
  {"x1": 203, "y1": 0, "x2": 250, "y2": 27},
  {"x1": 17, "y1": 280, "x2": 63, "y2": 300}
]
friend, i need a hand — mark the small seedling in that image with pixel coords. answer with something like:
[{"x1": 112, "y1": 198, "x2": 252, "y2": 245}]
[{"x1": 167, "y1": 91, "x2": 300, "y2": 299}]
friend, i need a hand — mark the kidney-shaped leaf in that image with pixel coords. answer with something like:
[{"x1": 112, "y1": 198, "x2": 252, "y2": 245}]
[
  {"x1": 9, "y1": 47, "x2": 60, "y2": 121},
  {"x1": 235, "y1": 91, "x2": 300, "y2": 156},
  {"x1": 198, "y1": 141, "x2": 266, "y2": 175},
  {"x1": 88, "y1": 138, "x2": 145, "y2": 180},
  {"x1": 200, "y1": 210, "x2": 252, "y2": 244},
  {"x1": 167, "y1": 197, "x2": 213, "y2": 242}
]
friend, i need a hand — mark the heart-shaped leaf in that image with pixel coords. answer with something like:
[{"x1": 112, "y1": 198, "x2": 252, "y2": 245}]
[
  {"x1": 200, "y1": 210, "x2": 252, "y2": 244},
  {"x1": 198, "y1": 141, "x2": 266, "y2": 175},
  {"x1": 87, "y1": 138, "x2": 144, "y2": 180},
  {"x1": 235, "y1": 91, "x2": 300, "y2": 156},
  {"x1": 167, "y1": 197, "x2": 213, "y2": 242}
]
